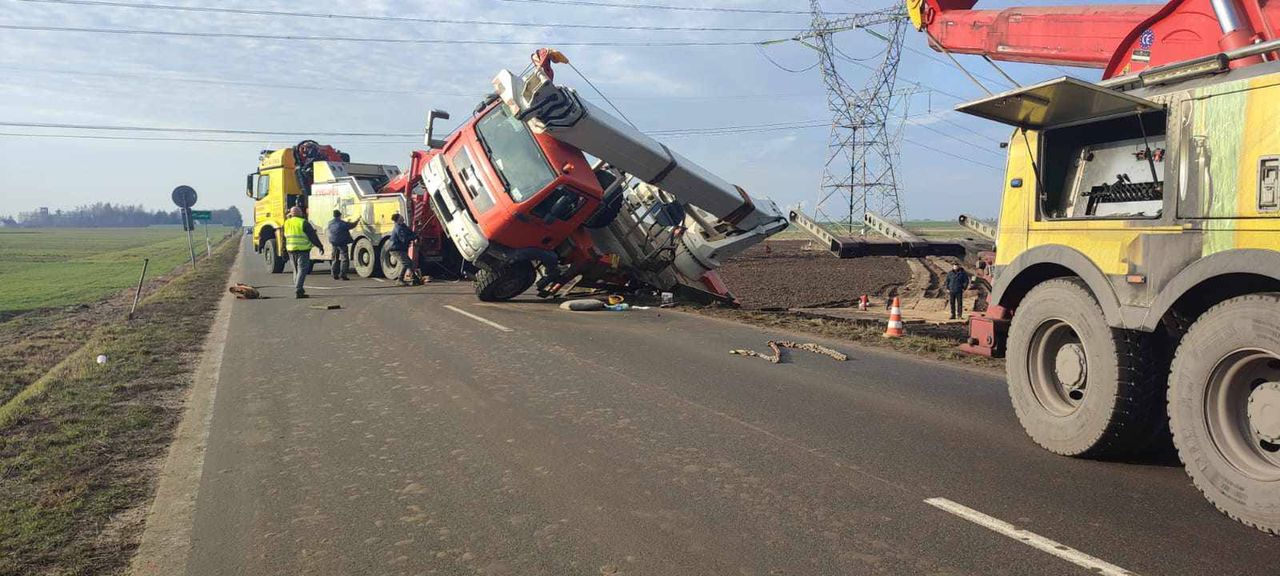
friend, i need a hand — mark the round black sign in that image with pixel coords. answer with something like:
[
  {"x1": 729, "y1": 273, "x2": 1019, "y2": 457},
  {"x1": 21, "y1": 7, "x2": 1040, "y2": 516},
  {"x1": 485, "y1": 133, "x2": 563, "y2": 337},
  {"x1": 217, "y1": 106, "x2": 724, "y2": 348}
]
[{"x1": 171, "y1": 185, "x2": 198, "y2": 208}]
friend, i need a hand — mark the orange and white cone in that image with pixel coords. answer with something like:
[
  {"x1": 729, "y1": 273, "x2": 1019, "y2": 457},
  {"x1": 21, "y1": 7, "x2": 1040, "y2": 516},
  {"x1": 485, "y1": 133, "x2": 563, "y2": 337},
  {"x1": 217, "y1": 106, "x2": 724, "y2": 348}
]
[
  {"x1": 858, "y1": 294, "x2": 869, "y2": 311},
  {"x1": 883, "y1": 296, "x2": 904, "y2": 338}
]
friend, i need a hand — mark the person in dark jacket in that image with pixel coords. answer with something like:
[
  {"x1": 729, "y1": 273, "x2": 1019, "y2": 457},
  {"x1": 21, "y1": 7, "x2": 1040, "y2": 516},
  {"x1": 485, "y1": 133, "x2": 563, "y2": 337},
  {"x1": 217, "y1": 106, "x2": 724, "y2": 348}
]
[
  {"x1": 326, "y1": 209, "x2": 361, "y2": 280},
  {"x1": 944, "y1": 263, "x2": 970, "y2": 320},
  {"x1": 387, "y1": 213, "x2": 421, "y2": 285}
]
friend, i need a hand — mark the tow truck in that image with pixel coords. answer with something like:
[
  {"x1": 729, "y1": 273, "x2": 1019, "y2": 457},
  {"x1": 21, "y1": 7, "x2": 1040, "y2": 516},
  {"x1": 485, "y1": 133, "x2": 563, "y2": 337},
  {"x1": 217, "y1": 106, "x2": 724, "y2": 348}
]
[
  {"x1": 246, "y1": 140, "x2": 457, "y2": 280},
  {"x1": 911, "y1": 0, "x2": 1280, "y2": 533}
]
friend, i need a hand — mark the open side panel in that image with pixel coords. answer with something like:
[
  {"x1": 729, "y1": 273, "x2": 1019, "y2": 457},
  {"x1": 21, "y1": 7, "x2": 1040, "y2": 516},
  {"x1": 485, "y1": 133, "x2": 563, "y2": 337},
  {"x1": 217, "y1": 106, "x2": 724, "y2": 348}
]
[{"x1": 957, "y1": 77, "x2": 1162, "y2": 130}]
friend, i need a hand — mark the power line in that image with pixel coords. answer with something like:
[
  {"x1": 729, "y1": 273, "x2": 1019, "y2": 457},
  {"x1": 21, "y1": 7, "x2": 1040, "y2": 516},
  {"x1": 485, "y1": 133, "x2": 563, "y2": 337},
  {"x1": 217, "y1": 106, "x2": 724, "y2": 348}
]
[
  {"x1": 899, "y1": 43, "x2": 1016, "y2": 89},
  {"x1": 755, "y1": 44, "x2": 819, "y2": 73},
  {"x1": 911, "y1": 122, "x2": 1005, "y2": 157},
  {"x1": 493, "y1": 0, "x2": 851, "y2": 16},
  {"x1": 0, "y1": 64, "x2": 823, "y2": 101},
  {"x1": 651, "y1": 119, "x2": 827, "y2": 134},
  {"x1": 0, "y1": 120, "x2": 1010, "y2": 153},
  {"x1": 0, "y1": 131, "x2": 416, "y2": 144},
  {"x1": 0, "y1": 65, "x2": 476, "y2": 97},
  {"x1": 0, "y1": 24, "x2": 763, "y2": 46},
  {"x1": 0, "y1": 120, "x2": 420, "y2": 137},
  {"x1": 937, "y1": 116, "x2": 1004, "y2": 144},
  {"x1": 18, "y1": 0, "x2": 805, "y2": 33},
  {"x1": 901, "y1": 136, "x2": 1002, "y2": 170},
  {"x1": 0, "y1": 118, "x2": 830, "y2": 137},
  {"x1": 0, "y1": 122, "x2": 832, "y2": 143}
]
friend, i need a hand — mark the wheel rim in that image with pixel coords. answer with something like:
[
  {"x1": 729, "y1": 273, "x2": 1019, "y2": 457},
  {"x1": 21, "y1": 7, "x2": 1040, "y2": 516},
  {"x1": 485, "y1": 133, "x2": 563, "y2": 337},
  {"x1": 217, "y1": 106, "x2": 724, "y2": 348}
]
[
  {"x1": 1027, "y1": 318, "x2": 1088, "y2": 416},
  {"x1": 1204, "y1": 349, "x2": 1280, "y2": 481},
  {"x1": 357, "y1": 246, "x2": 371, "y2": 267}
]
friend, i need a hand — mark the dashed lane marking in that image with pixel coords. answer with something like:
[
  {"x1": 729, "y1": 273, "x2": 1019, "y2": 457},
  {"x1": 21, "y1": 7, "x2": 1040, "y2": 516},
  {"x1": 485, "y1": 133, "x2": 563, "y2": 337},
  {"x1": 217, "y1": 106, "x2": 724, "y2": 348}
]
[
  {"x1": 444, "y1": 304, "x2": 514, "y2": 332},
  {"x1": 924, "y1": 498, "x2": 1137, "y2": 576}
]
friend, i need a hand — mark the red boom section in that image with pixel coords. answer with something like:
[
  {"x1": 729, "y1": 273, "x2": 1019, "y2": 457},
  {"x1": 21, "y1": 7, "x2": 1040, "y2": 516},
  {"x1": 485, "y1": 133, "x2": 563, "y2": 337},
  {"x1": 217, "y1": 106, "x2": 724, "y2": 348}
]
[
  {"x1": 919, "y1": 0, "x2": 1157, "y2": 68},
  {"x1": 913, "y1": 0, "x2": 1280, "y2": 79}
]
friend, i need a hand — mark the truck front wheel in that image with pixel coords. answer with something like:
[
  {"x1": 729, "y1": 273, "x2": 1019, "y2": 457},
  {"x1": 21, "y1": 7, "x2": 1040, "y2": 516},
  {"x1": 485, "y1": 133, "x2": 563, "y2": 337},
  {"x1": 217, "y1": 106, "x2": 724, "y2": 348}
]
[
  {"x1": 353, "y1": 238, "x2": 380, "y2": 278},
  {"x1": 474, "y1": 261, "x2": 535, "y2": 302},
  {"x1": 380, "y1": 245, "x2": 406, "y2": 281},
  {"x1": 1169, "y1": 293, "x2": 1280, "y2": 535},
  {"x1": 1006, "y1": 278, "x2": 1166, "y2": 457},
  {"x1": 263, "y1": 237, "x2": 286, "y2": 274}
]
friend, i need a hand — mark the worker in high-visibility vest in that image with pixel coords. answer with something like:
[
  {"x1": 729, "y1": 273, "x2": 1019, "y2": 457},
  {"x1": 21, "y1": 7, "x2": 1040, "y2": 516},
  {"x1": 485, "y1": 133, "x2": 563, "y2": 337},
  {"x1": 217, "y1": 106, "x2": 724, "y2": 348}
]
[{"x1": 283, "y1": 206, "x2": 324, "y2": 298}]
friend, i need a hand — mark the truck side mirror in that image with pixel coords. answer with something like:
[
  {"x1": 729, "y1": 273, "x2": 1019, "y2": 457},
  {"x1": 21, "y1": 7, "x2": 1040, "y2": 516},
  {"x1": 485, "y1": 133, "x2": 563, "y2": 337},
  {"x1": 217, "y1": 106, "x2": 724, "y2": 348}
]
[
  {"x1": 546, "y1": 193, "x2": 577, "y2": 223},
  {"x1": 245, "y1": 173, "x2": 256, "y2": 198},
  {"x1": 425, "y1": 109, "x2": 451, "y2": 149}
]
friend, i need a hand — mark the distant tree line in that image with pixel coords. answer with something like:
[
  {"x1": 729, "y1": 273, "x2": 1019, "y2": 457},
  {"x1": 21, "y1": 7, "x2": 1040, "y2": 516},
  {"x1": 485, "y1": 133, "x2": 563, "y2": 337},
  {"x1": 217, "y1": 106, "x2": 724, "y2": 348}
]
[{"x1": 1, "y1": 203, "x2": 243, "y2": 228}]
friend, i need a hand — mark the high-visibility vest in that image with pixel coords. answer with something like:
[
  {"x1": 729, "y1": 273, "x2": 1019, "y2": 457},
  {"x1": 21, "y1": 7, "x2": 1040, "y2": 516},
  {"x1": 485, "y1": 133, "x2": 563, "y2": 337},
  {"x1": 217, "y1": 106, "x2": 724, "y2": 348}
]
[{"x1": 283, "y1": 216, "x2": 313, "y2": 252}]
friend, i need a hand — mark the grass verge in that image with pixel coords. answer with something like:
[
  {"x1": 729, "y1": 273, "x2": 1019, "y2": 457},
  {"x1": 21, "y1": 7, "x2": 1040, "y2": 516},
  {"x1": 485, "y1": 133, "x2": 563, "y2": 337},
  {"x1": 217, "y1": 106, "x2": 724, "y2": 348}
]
[
  {"x1": 0, "y1": 228, "x2": 221, "y2": 314},
  {"x1": 689, "y1": 306, "x2": 1004, "y2": 371},
  {"x1": 0, "y1": 236, "x2": 238, "y2": 576}
]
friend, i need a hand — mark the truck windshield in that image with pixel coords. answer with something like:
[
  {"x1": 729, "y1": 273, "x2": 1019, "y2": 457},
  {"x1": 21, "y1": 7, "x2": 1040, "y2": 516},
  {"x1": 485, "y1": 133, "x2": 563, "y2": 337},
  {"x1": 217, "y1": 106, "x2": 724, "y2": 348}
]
[{"x1": 475, "y1": 105, "x2": 555, "y2": 202}]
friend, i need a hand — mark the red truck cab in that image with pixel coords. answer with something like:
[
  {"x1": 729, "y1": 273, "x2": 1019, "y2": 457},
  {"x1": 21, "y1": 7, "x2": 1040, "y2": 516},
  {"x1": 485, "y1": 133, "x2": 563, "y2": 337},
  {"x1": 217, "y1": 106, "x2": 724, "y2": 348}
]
[{"x1": 425, "y1": 97, "x2": 608, "y2": 298}]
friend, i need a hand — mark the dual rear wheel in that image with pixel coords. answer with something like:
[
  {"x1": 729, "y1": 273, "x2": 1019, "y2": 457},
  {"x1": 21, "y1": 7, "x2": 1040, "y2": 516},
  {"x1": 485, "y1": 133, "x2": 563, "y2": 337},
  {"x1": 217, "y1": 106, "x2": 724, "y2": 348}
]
[{"x1": 1008, "y1": 280, "x2": 1280, "y2": 534}]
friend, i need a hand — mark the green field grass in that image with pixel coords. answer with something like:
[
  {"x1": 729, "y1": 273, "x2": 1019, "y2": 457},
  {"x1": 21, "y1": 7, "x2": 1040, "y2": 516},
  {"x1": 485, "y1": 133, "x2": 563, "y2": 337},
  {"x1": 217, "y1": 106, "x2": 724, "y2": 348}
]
[{"x1": 0, "y1": 228, "x2": 229, "y2": 313}]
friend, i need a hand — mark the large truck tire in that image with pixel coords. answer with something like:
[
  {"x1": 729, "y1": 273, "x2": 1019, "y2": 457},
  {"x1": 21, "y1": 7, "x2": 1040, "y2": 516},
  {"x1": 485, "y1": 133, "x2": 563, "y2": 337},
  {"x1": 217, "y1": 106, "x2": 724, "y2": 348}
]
[
  {"x1": 353, "y1": 238, "x2": 380, "y2": 279},
  {"x1": 263, "y1": 236, "x2": 286, "y2": 274},
  {"x1": 380, "y1": 245, "x2": 406, "y2": 281},
  {"x1": 1006, "y1": 278, "x2": 1167, "y2": 457},
  {"x1": 1168, "y1": 293, "x2": 1280, "y2": 535},
  {"x1": 474, "y1": 261, "x2": 535, "y2": 302}
]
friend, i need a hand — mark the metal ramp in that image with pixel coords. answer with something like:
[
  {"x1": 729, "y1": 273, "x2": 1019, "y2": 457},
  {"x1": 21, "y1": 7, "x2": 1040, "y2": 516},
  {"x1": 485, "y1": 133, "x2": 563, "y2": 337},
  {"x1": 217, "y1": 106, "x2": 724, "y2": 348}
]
[{"x1": 787, "y1": 210, "x2": 969, "y2": 258}]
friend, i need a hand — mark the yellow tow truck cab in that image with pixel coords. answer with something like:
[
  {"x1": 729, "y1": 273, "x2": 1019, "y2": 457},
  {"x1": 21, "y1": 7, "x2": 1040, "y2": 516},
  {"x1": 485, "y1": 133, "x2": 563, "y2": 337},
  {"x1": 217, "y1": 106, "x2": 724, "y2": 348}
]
[{"x1": 246, "y1": 146, "x2": 414, "y2": 278}]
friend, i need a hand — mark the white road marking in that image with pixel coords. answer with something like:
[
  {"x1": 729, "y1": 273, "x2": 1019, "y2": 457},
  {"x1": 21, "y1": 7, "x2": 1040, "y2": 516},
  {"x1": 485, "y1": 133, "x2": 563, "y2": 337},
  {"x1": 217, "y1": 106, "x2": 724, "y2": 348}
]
[
  {"x1": 924, "y1": 498, "x2": 1137, "y2": 576},
  {"x1": 444, "y1": 305, "x2": 513, "y2": 332}
]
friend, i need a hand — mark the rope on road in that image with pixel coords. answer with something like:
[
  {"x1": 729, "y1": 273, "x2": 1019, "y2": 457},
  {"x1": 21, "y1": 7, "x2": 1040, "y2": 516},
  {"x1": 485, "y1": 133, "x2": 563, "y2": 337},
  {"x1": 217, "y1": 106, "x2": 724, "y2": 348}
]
[{"x1": 729, "y1": 340, "x2": 848, "y2": 363}]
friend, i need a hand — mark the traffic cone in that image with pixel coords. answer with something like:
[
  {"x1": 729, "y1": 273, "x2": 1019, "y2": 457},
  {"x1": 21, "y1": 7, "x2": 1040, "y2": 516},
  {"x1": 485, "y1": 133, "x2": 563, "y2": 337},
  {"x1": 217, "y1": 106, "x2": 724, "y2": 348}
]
[
  {"x1": 858, "y1": 294, "x2": 869, "y2": 311},
  {"x1": 883, "y1": 296, "x2": 904, "y2": 338}
]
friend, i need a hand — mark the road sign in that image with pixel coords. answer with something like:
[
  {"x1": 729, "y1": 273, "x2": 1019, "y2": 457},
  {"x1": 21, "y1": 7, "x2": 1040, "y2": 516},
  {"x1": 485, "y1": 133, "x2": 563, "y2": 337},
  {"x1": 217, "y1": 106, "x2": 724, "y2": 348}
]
[
  {"x1": 171, "y1": 185, "x2": 197, "y2": 208},
  {"x1": 191, "y1": 210, "x2": 212, "y2": 221}
]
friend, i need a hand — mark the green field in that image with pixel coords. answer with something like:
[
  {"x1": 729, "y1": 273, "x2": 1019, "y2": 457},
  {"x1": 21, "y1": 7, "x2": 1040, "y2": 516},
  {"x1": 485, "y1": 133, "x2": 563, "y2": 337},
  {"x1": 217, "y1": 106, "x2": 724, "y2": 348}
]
[{"x1": 0, "y1": 228, "x2": 226, "y2": 313}]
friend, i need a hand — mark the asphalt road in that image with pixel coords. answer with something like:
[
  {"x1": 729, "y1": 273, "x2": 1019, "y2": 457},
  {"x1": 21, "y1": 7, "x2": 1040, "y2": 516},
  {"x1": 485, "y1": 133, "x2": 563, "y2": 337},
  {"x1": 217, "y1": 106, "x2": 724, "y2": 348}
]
[{"x1": 182, "y1": 240, "x2": 1279, "y2": 575}]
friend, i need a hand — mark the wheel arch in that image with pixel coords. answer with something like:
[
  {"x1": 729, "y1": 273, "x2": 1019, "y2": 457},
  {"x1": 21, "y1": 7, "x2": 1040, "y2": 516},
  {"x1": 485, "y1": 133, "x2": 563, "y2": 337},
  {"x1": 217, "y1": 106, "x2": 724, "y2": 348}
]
[
  {"x1": 255, "y1": 224, "x2": 277, "y2": 252},
  {"x1": 1140, "y1": 249, "x2": 1280, "y2": 332},
  {"x1": 991, "y1": 245, "x2": 1124, "y2": 327}
]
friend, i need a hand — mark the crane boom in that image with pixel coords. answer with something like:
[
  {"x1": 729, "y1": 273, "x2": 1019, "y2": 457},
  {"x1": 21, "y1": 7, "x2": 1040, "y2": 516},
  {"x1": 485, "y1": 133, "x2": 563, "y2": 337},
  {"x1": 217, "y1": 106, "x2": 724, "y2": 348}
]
[
  {"x1": 909, "y1": 0, "x2": 1280, "y2": 79},
  {"x1": 492, "y1": 50, "x2": 786, "y2": 235}
]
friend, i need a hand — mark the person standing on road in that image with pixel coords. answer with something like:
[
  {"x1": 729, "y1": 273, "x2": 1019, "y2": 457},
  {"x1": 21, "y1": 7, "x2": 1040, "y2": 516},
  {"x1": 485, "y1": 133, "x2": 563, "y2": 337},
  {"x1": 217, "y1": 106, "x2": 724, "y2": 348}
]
[
  {"x1": 284, "y1": 206, "x2": 324, "y2": 299},
  {"x1": 944, "y1": 263, "x2": 970, "y2": 320},
  {"x1": 388, "y1": 213, "x2": 421, "y2": 286},
  {"x1": 327, "y1": 209, "x2": 360, "y2": 281}
]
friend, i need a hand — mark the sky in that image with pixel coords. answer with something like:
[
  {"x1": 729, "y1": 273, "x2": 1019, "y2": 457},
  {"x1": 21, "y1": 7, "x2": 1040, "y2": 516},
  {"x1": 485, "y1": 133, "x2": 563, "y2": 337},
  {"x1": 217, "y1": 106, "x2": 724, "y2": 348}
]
[{"x1": 0, "y1": 0, "x2": 1111, "y2": 222}]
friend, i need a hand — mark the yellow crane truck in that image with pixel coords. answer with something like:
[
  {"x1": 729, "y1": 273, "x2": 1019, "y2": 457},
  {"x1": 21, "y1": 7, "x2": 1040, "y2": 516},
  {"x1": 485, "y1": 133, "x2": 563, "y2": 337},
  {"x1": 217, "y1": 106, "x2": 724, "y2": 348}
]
[
  {"x1": 912, "y1": 0, "x2": 1280, "y2": 533},
  {"x1": 246, "y1": 140, "x2": 422, "y2": 279}
]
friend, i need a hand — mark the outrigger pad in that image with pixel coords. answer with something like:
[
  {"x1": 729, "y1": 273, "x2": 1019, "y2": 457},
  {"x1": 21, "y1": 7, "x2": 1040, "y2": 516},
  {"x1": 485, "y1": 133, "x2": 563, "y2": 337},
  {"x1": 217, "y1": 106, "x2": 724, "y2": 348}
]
[{"x1": 560, "y1": 299, "x2": 606, "y2": 312}]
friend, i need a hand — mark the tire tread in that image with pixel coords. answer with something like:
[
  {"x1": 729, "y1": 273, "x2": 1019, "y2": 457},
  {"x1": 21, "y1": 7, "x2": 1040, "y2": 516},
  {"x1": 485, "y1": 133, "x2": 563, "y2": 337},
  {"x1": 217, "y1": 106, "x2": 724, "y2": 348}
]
[
  {"x1": 1008, "y1": 278, "x2": 1169, "y2": 458},
  {"x1": 1168, "y1": 292, "x2": 1280, "y2": 535}
]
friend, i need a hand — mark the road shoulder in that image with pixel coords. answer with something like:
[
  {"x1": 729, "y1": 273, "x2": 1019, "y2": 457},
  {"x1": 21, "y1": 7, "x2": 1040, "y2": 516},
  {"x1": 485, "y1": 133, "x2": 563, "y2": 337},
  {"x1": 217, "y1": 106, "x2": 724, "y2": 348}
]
[{"x1": 128, "y1": 237, "x2": 242, "y2": 576}]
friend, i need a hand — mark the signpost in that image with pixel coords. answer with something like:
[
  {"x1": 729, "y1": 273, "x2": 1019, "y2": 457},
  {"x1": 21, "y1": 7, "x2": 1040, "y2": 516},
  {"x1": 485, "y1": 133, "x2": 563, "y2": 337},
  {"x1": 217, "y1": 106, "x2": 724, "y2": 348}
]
[
  {"x1": 172, "y1": 185, "x2": 198, "y2": 268},
  {"x1": 192, "y1": 210, "x2": 213, "y2": 257}
]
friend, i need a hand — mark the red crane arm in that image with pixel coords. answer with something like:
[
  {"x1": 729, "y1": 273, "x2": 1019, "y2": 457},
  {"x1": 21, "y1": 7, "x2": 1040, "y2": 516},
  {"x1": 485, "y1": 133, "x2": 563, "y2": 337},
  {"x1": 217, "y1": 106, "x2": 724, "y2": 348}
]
[{"x1": 909, "y1": 0, "x2": 1280, "y2": 79}]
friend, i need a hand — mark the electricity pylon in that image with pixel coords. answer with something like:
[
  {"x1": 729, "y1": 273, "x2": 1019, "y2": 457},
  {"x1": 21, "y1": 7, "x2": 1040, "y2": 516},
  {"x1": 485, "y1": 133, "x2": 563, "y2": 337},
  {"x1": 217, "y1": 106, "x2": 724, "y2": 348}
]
[{"x1": 801, "y1": 4, "x2": 908, "y2": 232}]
